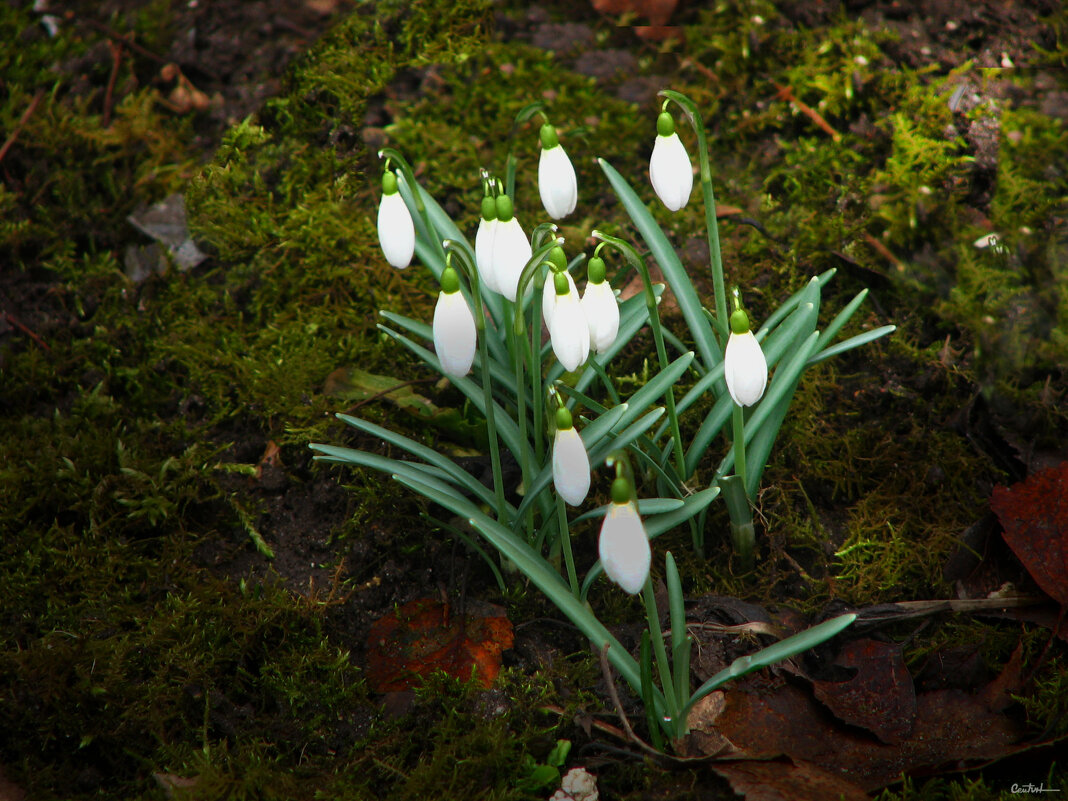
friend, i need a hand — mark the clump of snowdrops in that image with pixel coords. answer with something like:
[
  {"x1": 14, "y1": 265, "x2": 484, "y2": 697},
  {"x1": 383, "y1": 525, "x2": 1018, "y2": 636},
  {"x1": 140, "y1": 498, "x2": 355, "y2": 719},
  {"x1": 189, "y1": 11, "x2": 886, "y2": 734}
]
[{"x1": 311, "y1": 92, "x2": 892, "y2": 745}]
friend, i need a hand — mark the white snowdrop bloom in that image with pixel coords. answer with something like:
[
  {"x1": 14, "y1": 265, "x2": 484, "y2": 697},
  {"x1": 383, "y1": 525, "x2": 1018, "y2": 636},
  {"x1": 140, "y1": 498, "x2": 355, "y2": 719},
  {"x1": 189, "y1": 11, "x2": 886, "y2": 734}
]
[
  {"x1": 552, "y1": 407, "x2": 590, "y2": 507},
  {"x1": 649, "y1": 112, "x2": 693, "y2": 212},
  {"x1": 598, "y1": 480, "x2": 651, "y2": 595},
  {"x1": 377, "y1": 170, "x2": 415, "y2": 269},
  {"x1": 542, "y1": 267, "x2": 576, "y2": 337},
  {"x1": 475, "y1": 195, "x2": 499, "y2": 293},
  {"x1": 548, "y1": 272, "x2": 590, "y2": 372},
  {"x1": 432, "y1": 267, "x2": 477, "y2": 378},
  {"x1": 490, "y1": 194, "x2": 532, "y2": 302},
  {"x1": 537, "y1": 124, "x2": 578, "y2": 220},
  {"x1": 580, "y1": 256, "x2": 619, "y2": 353},
  {"x1": 723, "y1": 309, "x2": 768, "y2": 407}
]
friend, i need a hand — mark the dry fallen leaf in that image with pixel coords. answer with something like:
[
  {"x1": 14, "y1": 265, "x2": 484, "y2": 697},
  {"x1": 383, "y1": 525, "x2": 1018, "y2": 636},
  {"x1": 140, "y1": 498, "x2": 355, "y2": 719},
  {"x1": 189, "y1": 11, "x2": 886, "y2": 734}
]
[
  {"x1": 990, "y1": 461, "x2": 1068, "y2": 606},
  {"x1": 811, "y1": 638, "x2": 916, "y2": 745},
  {"x1": 711, "y1": 757, "x2": 868, "y2": 801},
  {"x1": 365, "y1": 599, "x2": 514, "y2": 692}
]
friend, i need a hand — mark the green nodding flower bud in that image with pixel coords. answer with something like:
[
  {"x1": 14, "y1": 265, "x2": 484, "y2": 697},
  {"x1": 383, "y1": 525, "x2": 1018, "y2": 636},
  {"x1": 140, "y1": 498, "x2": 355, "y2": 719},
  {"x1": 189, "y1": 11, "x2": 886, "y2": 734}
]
[
  {"x1": 554, "y1": 271, "x2": 570, "y2": 296},
  {"x1": 540, "y1": 122, "x2": 559, "y2": 150},
  {"x1": 656, "y1": 111, "x2": 675, "y2": 137},
  {"x1": 610, "y1": 476, "x2": 631, "y2": 505},
  {"x1": 440, "y1": 266, "x2": 461, "y2": 294},
  {"x1": 495, "y1": 194, "x2": 514, "y2": 222},
  {"x1": 481, "y1": 194, "x2": 497, "y2": 221},
  {"x1": 730, "y1": 308, "x2": 750, "y2": 335},
  {"x1": 382, "y1": 170, "x2": 399, "y2": 195},
  {"x1": 555, "y1": 405, "x2": 573, "y2": 431},
  {"x1": 548, "y1": 245, "x2": 567, "y2": 273},
  {"x1": 587, "y1": 256, "x2": 606, "y2": 284}
]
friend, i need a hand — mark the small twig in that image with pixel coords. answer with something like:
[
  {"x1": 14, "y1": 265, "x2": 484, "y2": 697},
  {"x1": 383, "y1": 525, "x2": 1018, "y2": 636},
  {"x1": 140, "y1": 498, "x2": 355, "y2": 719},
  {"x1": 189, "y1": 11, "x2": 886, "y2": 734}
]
[
  {"x1": 772, "y1": 81, "x2": 842, "y2": 142},
  {"x1": 597, "y1": 644, "x2": 667, "y2": 759},
  {"x1": 343, "y1": 376, "x2": 438, "y2": 414},
  {"x1": 0, "y1": 89, "x2": 46, "y2": 167},
  {"x1": 103, "y1": 39, "x2": 123, "y2": 127},
  {"x1": 862, "y1": 230, "x2": 905, "y2": 273},
  {"x1": 69, "y1": 13, "x2": 169, "y2": 65},
  {"x1": 1, "y1": 312, "x2": 51, "y2": 351}
]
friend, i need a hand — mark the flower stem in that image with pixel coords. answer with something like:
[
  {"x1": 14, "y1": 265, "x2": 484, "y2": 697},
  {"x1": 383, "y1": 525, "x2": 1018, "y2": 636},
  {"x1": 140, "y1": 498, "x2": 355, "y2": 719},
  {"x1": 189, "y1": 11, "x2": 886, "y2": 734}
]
[
  {"x1": 657, "y1": 90, "x2": 728, "y2": 349},
  {"x1": 731, "y1": 402, "x2": 748, "y2": 495},
  {"x1": 642, "y1": 573, "x2": 680, "y2": 730},
  {"x1": 556, "y1": 494, "x2": 579, "y2": 597}
]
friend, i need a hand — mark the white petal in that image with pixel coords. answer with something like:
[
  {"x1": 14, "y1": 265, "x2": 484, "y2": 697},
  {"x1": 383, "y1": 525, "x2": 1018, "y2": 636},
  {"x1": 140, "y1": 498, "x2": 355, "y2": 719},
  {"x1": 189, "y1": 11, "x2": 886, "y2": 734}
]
[
  {"x1": 581, "y1": 280, "x2": 620, "y2": 353},
  {"x1": 724, "y1": 330, "x2": 768, "y2": 407},
  {"x1": 475, "y1": 218, "x2": 499, "y2": 293},
  {"x1": 538, "y1": 145, "x2": 578, "y2": 220},
  {"x1": 491, "y1": 217, "x2": 532, "y2": 302},
  {"x1": 552, "y1": 426, "x2": 591, "y2": 506},
  {"x1": 542, "y1": 270, "x2": 577, "y2": 337},
  {"x1": 377, "y1": 192, "x2": 415, "y2": 269},
  {"x1": 550, "y1": 289, "x2": 590, "y2": 372},
  {"x1": 433, "y1": 291, "x2": 477, "y2": 378},
  {"x1": 649, "y1": 133, "x2": 693, "y2": 212},
  {"x1": 598, "y1": 502, "x2": 651, "y2": 595}
]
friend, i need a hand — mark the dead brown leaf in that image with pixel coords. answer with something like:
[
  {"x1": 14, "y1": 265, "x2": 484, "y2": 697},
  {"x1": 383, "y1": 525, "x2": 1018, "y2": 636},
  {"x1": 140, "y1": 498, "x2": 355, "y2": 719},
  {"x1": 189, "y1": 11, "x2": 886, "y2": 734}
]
[
  {"x1": 711, "y1": 758, "x2": 868, "y2": 801},
  {"x1": 811, "y1": 638, "x2": 916, "y2": 744}
]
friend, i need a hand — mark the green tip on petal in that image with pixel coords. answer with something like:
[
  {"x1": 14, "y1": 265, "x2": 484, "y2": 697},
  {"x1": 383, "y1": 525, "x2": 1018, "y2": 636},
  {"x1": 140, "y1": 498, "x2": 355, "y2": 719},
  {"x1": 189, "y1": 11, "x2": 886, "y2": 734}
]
[
  {"x1": 540, "y1": 122, "x2": 559, "y2": 150},
  {"x1": 656, "y1": 112, "x2": 675, "y2": 138},
  {"x1": 587, "y1": 256, "x2": 606, "y2": 284},
  {"x1": 730, "y1": 308, "x2": 750, "y2": 335},
  {"x1": 440, "y1": 266, "x2": 461, "y2": 294},
  {"x1": 481, "y1": 194, "x2": 497, "y2": 221},
  {"x1": 554, "y1": 271, "x2": 570, "y2": 295},
  {"x1": 555, "y1": 406, "x2": 573, "y2": 431},
  {"x1": 382, "y1": 171, "x2": 399, "y2": 195},
  {"x1": 548, "y1": 245, "x2": 567, "y2": 272},
  {"x1": 495, "y1": 194, "x2": 514, "y2": 222},
  {"x1": 610, "y1": 477, "x2": 631, "y2": 505}
]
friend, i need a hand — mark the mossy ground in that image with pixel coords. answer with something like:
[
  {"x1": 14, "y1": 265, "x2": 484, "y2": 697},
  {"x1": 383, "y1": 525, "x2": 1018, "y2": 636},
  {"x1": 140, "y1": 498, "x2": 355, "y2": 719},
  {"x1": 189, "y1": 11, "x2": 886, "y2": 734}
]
[{"x1": 2, "y1": 1, "x2": 1067, "y2": 799}]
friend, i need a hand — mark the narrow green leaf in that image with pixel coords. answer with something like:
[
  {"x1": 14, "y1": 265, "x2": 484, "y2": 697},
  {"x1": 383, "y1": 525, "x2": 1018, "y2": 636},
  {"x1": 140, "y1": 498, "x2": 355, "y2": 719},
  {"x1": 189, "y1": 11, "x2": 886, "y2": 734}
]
[
  {"x1": 809, "y1": 325, "x2": 896, "y2": 365},
  {"x1": 598, "y1": 158, "x2": 720, "y2": 371}
]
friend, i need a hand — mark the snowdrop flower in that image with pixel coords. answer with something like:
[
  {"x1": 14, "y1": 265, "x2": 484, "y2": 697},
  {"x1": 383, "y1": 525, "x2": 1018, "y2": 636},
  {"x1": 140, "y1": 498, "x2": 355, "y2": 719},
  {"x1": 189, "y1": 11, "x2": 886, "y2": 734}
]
[
  {"x1": 541, "y1": 246, "x2": 573, "y2": 336},
  {"x1": 724, "y1": 308, "x2": 768, "y2": 407},
  {"x1": 490, "y1": 194, "x2": 532, "y2": 302},
  {"x1": 580, "y1": 256, "x2": 619, "y2": 353},
  {"x1": 537, "y1": 123, "x2": 578, "y2": 220},
  {"x1": 377, "y1": 170, "x2": 415, "y2": 269},
  {"x1": 432, "y1": 266, "x2": 477, "y2": 378},
  {"x1": 598, "y1": 478, "x2": 651, "y2": 595},
  {"x1": 549, "y1": 271, "x2": 589, "y2": 372},
  {"x1": 552, "y1": 406, "x2": 590, "y2": 506},
  {"x1": 475, "y1": 194, "x2": 500, "y2": 293},
  {"x1": 649, "y1": 112, "x2": 693, "y2": 212}
]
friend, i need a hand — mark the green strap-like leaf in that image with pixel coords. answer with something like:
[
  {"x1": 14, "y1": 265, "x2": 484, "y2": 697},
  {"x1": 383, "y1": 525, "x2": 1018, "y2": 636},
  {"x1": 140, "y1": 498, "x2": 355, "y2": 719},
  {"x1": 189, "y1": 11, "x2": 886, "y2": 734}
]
[{"x1": 598, "y1": 158, "x2": 721, "y2": 371}]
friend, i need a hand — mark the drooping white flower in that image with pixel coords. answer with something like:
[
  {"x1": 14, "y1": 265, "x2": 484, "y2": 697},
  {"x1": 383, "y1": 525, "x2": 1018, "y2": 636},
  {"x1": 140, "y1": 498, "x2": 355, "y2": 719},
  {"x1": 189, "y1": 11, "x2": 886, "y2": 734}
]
[
  {"x1": 724, "y1": 308, "x2": 768, "y2": 407},
  {"x1": 580, "y1": 256, "x2": 619, "y2": 353},
  {"x1": 475, "y1": 194, "x2": 499, "y2": 294},
  {"x1": 490, "y1": 194, "x2": 532, "y2": 302},
  {"x1": 542, "y1": 267, "x2": 576, "y2": 337},
  {"x1": 538, "y1": 124, "x2": 578, "y2": 220},
  {"x1": 377, "y1": 170, "x2": 415, "y2": 269},
  {"x1": 649, "y1": 112, "x2": 693, "y2": 212},
  {"x1": 432, "y1": 267, "x2": 477, "y2": 378},
  {"x1": 552, "y1": 407, "x2": 590, "y2": 506},
  {"x1": 599, "y1": 479, "x2": 651, "y2": 595},
  {"x1": 549, "y1": 271, "x2": 589, "y2": 372}
]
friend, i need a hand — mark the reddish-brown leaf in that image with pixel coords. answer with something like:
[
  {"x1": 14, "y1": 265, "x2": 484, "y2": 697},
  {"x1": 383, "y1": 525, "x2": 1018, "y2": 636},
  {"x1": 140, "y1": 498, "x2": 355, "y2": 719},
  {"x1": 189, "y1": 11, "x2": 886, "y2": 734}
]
[
  {"x1": 812, "y1": 638, "x2": 917, "y2": 744},
  {"x1": 990, "y1": 461, "x2": 1068, "y2": 606},
  {"x1": 711, "y1": 758, "x2": 868, "y2": 801},
  {"x1": 588, "y1": 0, "x2": 677, "y2": 26},
  {"x1": 698, "y1": 681, "x2": 1024, "y2": 791},
  {"x1": 365, "y1": 599, "x2": 514, "y2": 692}
]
